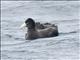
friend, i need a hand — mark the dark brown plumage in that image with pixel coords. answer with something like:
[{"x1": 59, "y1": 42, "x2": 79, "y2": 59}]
[{"x1": 21, "y1": 18, "x2": 59, "y2": 40}]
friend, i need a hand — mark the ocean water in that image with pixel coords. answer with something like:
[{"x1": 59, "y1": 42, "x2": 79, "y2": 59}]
[{"x1": 1, "y1": 1, "x2": 80, "y2": 60}]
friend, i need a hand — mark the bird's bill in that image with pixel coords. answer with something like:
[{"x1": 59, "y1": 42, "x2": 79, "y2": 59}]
[{"x1": 20, "y1": 23, "x2": 26, "y2": 29}]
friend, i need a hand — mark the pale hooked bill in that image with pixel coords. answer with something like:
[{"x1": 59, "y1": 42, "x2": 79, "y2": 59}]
[
  {"x1": 20, "y1": 23, "x2": 26, "y2": 29},
  {"x1": 20, "y1": 23, "x2": 27, "y2": 32}
]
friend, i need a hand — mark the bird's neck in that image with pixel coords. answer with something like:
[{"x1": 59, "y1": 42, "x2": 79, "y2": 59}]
[
  {"x1": 27, "y1": 28, "x2": 36, "y2": 32},
  {"x1": 27, "y1": 28, "x2": 37, "y2": 35},
  {"x1": 27, "y1": 28, "x2": 38, "y2": 39}
]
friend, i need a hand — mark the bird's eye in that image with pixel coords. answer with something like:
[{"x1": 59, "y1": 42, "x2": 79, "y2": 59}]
[{"x1": 26, "y1": 23, "x2": 30, "y2": 26}]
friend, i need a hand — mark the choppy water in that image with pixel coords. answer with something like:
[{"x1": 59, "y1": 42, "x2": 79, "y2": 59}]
[{"x1": 1, "y1": 1, "x2": 80, "y2": 60}]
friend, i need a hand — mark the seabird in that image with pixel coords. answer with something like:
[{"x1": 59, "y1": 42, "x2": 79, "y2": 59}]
[{"x1": 20, "y1": 18, "x2": 59, "y2": 40}]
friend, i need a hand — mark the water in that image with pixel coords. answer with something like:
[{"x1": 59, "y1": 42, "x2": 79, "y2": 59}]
[{"x1": 1, "y1": 1, "x2": 80, "y2": 60}]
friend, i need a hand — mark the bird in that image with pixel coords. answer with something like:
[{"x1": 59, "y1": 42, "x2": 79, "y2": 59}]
[{"x1": 20, "y1": 18, "x2": 59, "y2": 40}]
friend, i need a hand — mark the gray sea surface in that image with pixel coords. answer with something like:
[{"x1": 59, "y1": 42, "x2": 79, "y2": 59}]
[{"x1": 1, "y1": 1, "x2": 80, "y2": 60}]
